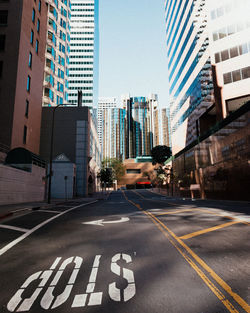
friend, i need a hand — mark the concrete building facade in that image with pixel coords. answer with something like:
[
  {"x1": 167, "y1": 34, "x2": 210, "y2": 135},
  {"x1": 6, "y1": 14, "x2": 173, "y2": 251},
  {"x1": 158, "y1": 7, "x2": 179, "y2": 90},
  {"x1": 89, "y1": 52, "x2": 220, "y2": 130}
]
[
  {"x1": 0, "y1": 0, "x2": 47, "y2": 154},
  {"x1": 208, "y1": 0, "x2": 250, "y2": 115},
  {"x1": 42, "y1": 0, "x2": 71, "y2": 107},
  {"x1": 40, "y1": 106, "x2": 101, "y2": 197},
  {"x1": 118, "y1": 158, "x2": 156, "y2": 189}
]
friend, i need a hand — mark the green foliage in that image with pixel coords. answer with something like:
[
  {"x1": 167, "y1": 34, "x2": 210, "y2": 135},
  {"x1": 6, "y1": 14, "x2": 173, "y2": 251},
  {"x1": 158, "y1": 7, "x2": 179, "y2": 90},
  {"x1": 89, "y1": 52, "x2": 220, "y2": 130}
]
[
  {"x1": 101, "y1": 158, "x2": 125, "y2": 181},
  {"x1": 98, "y1": 168, "x2": 113, "y2": 185},
  {"x1": 155, "y1": 165, "x2": 171, "y2": 186},
  {"x1": 151, "y1": 145, "x2": 172, "y2": 165}
]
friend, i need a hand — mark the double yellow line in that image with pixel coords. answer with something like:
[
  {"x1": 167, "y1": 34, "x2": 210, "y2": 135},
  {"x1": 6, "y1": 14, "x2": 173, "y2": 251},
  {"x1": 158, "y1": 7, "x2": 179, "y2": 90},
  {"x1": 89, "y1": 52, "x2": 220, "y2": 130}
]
[{"x1": 122, "y1": 190, "x2": 250, "y2": 313}]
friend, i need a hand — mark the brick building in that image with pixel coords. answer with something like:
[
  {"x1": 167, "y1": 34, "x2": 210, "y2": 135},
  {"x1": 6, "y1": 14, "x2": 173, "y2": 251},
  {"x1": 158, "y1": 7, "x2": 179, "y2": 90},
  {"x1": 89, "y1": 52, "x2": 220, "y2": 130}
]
[{"x1": 0, "y1": 0, "x2": 47, "y2": 154}]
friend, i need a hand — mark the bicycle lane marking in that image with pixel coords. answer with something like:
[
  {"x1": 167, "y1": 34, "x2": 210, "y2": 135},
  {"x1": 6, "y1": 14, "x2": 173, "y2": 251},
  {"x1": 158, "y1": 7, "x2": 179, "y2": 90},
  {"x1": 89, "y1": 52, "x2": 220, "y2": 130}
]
[
  {"x1": 122, "y1": 190, "x2": 250, "y2": 313},
  {"x1": 0, "y1": 201, "x2": 97, "y2": 257}
]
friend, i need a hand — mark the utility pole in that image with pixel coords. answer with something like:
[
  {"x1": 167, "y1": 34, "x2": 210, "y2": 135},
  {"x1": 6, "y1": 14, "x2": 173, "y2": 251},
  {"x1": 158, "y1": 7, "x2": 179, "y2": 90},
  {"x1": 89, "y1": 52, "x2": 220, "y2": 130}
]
[{"x1": 47, "y1": 104, "x2": 65, "y2": 204}]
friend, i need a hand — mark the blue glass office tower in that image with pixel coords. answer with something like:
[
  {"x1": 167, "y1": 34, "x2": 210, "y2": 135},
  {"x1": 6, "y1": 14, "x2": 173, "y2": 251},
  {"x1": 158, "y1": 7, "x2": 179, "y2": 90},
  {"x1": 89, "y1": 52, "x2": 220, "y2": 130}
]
[
  {"x1": 123, "y1": 96, "x2": 156, "y2": 159},
  {"x1": 165, "y1": 0, "x2": 214, "y2": 154}
]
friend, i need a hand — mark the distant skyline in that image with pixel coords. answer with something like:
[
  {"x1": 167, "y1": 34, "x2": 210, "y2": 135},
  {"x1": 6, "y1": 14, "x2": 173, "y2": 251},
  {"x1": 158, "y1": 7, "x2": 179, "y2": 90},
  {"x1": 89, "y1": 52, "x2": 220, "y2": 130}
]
[{"x1": 99, "y1": 0, "x2": 169, "y2": 108}]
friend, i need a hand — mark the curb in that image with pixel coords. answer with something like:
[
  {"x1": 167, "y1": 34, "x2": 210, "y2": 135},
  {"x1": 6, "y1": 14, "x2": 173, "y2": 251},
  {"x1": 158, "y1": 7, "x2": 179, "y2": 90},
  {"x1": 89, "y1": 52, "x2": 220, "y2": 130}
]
[
  {"x1": 150, "y1": 189, "x2": 250, "y2": 204},
  {"x1": 0, "y1": 202, "x2": 66, "y2": 222},
  {"x1": 0, "y1": 197, "x2": 104, "y2": 222}
]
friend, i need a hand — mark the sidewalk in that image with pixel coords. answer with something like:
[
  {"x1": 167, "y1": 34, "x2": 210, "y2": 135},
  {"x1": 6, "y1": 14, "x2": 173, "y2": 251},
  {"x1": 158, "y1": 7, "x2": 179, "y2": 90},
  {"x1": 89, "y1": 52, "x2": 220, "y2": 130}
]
[
  {"x1": 150, "y1": 188, "x2": 250, "y2": 213},
  {"x1": 0, "y1": 191, "x2": 111, "y2": 221}
]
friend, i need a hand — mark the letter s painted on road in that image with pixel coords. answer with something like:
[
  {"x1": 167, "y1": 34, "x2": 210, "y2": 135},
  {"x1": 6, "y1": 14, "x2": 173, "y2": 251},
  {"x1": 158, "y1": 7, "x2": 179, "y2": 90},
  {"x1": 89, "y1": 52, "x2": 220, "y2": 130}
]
[{"x1": 108, "y1": 253, "x2": 136, "y2": 302}]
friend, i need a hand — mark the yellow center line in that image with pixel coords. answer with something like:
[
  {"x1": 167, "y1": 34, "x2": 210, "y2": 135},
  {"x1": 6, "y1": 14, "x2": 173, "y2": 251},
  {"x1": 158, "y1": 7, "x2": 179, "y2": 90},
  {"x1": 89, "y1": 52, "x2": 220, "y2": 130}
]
[
  {"x1": 131, "y1": 190, "x2": 179, "y2": 206},
  {"x1": 179, "y1": 221, "x2": 241, "y2": 240},
  {"x1": 132, "y1": 190, "x2": 146, "y2": 199},
  {"x1": 122, "y1": 190, "x2": 250, "y2": 313},
  {"x1": 133, "y1": 190, "x2": 249, "y2": 226},
  {"x1": 156, "y1": 208, "x2": 197, "y2": 216}
]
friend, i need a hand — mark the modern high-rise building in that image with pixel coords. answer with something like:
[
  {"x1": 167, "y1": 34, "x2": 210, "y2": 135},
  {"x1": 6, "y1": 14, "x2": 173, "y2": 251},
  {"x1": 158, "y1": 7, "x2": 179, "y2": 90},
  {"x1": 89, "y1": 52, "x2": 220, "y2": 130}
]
[
  {"x1": 164, "y1": 0, "x2": 250, "y2": 200},
  {"x1": 161, "y1": 108, "x2": 171, "y2": 147},
  {"x1": 68, "y1": 0, "x2": 99, "y2": 114},
  {"x1": 122, "y1": 94, "x2": 159, "y2": 159},
  {"x1": 0, "y1": 0, "x2": 47, "y2": 154},
  {"x1": 208, "y1": 0, "x2": 250, "y2": 115},
  {"x1": 165, "y1": 0, "x2": 214, "y2": 154},
  {"x1": 102, "y1": 108, "x2": 126, "y2": 160},
  {"x1": 97, "y1": 97, "x2": 118, "y2": 148},
  {"x1": 42, "y1": 0, "x2": 71, "y2": 107},
  {"x1": 98, "y1": 97, "x2": 126, "y2": 160}
]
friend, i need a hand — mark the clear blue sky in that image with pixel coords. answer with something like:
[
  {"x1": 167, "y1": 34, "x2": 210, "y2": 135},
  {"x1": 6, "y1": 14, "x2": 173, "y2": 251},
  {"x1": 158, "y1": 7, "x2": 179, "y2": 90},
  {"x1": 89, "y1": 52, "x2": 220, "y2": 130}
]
[{"x1": 99, "y1": 0, "x2": 169, "y2": 108}]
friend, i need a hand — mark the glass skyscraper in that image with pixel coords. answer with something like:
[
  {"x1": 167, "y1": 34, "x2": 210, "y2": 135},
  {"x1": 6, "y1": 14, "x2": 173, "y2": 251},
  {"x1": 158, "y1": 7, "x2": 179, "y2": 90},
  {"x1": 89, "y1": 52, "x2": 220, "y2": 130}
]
[
  {"x1": 98, "y1": 97, "x2": 126, "y2": 160},
  {"x1": 69, "y1": 0, "x2": 99, "y2": 114},
  {"x1": 122, "y1": 95, "x2": 158, "y2": 159},
  {"x1": 165, "y1": 0, "x2": 214, "y2": 154},
  {"x1": 42, "y1": 0, "x2": 71, "y2": 107}
]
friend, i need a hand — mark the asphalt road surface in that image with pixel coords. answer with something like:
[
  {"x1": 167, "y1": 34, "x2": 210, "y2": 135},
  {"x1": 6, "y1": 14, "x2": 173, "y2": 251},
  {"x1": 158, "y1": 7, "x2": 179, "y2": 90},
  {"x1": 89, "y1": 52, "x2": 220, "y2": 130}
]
[{"x1": 0, "y1": 190, "x2": 249, "y2": 313}]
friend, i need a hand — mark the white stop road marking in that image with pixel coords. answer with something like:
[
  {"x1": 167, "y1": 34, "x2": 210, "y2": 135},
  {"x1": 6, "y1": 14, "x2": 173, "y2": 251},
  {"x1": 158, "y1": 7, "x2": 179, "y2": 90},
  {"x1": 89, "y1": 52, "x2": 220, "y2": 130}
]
[{"x1": 7, "y1": 253, "x2": 136, "y2": 312}]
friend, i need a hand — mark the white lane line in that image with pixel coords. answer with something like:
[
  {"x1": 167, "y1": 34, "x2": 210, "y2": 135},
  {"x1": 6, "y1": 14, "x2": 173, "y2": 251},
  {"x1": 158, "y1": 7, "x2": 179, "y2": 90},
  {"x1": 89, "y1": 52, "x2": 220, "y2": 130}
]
[
  {"x1": 0, "y1": 201, "x2": 97, "y2": 257},
  {"x1": 38, "y1": 209, "x2": 63, "y2": 214},
  {"x1": 0, "y1": 224, "x2": 29, "y2": 233}
]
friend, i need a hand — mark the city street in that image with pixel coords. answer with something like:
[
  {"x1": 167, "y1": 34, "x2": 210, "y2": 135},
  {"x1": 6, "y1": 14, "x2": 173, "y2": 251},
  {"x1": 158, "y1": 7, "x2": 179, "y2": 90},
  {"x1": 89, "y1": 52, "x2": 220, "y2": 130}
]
[{"x1": 0, "y1": 190, "x2": 249, "y2": 313}]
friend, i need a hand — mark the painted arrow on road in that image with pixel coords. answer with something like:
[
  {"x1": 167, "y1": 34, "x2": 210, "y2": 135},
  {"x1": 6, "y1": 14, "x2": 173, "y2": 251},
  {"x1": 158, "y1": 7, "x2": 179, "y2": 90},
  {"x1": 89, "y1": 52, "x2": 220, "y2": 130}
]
[{"x1": 82, "y1": 217, "x2": 130, "y2": 227}]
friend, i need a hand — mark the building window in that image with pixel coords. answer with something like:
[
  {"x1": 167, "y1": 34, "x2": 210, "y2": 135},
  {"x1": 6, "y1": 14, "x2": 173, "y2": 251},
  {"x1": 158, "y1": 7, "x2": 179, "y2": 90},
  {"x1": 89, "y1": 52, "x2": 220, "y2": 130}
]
[
  {"x1": 223, "y1": 72, "x2": 232, "y2": 84},
  {"x1": 239, "y1": 43, "x2": 248, "y2": 55},
  {"x1": 35, "y1": 40, "x2": 39, "y2": 53},
  {"x1": 232, "y1": 69, "x2": 241, "y2": 82},
  {"x1": 212, "y1": 32, "x2": 218, "y2": 41},
  {"x1": 28, "y1": 52, "x2": 32, "y2": 68},
  {"x1": 214, "y1": 53, "x2": 220, "y2": 63},
  {"x1": 27, "y1": 75, "x2": 31, "y2": 92},
  {"x1": 229, "y1": 46, "x2": 239, "y2": 58},
  {"x1": 37, "y1": 18, "x2": 40, "y2": 33},
  {"x1": 227, "y1": 24, "x2": 235, "y2": 36},
  {"x1": 221, "y1": 49, "x2": 229, "y2": 61},
  {"x1": 218, "y1": 28, "x2": 227, "y2": 39},
  {"x1": 126, "y1": 169, "x2": 141, "y2": 174},
  {"x1": 23, "y1": 126, "x2": 27, "y2": 144},
  {"x1": 0, "y1": 34, "x2": 5, "y2": 51},
  {"x1": 30, "y1": 30, "x2": 34, "y2": 44},
  {"x1": 25, "y1": 100, "x2": 29, "y2": 117},
  {"x1": 32, "y1": 8, "x2": 35, "y2": 23},
  {"x1": 38, "y1": 0, "x2": 41, "y2": 12},
  {"x1": 0, "y1": 10, "x2": 8, "y2": 25},
  {"x1": 241, "y1": 66, "x2": 250, "y2": 80}
]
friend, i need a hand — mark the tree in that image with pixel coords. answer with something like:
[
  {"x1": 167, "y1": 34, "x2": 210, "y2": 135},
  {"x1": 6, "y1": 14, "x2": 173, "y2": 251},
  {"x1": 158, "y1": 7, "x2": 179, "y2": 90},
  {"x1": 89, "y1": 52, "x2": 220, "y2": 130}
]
[
  {"x1": 102, "y1": 158, "x2": 125, "y2": 182},
  {"x1": 98, "y1": 168, "x2": 113, "y2": 188},
  {"x1": 151, "y1": 146, "x2": 172, "y2": 192},
  {"x1": 151, "y1": 145, "x2": 172, "y2": 166}
]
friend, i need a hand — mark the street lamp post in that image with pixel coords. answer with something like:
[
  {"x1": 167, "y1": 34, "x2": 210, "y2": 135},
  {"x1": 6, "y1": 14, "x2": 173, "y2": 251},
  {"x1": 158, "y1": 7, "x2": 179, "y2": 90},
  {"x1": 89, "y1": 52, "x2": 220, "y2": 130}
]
[{"x1": 47, "y1": 104, "x2": 64, "y2": 204}]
